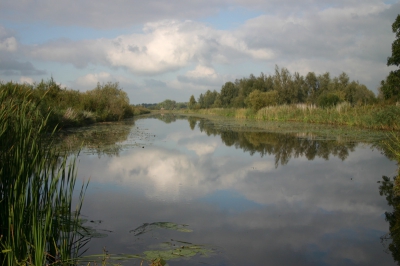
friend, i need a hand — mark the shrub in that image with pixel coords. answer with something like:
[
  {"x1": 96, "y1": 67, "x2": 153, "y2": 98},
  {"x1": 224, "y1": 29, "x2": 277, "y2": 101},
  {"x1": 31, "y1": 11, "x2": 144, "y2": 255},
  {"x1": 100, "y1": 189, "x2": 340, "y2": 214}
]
[
  {"x1": 374, "y1": 105, "x2": 400, "y2": 128},
  {"x1": 318, "y1": 93, "x2": 341, "y2": 108}
]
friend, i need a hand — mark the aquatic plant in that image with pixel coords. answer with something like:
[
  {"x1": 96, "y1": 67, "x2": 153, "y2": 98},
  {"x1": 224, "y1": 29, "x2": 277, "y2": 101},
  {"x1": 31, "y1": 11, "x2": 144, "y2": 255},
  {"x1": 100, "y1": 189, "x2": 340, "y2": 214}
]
[{"x1": 0, "y1": 88, "x2": 88, "y2": 265}]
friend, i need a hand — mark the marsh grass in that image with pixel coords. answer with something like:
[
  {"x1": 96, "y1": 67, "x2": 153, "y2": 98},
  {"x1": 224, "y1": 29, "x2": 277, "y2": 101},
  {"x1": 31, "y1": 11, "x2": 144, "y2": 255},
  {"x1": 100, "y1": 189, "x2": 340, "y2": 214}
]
[
  {"x1": 181, "y1": 104, "x2": 400, "y2": 130},
  {"x1": 0, "y1": 79, "x2": 147, "y2": 130},
  {"x1": 0, "y1": 88, "x2": 88, "y2": 265}
]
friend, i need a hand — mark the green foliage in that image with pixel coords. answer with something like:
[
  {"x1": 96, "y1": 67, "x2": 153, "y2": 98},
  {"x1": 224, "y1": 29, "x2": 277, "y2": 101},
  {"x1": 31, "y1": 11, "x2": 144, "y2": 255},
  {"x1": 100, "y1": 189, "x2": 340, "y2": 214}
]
[
  {"x1": 381, "y1": 70, "x2": 400, "y2": 102},
  {"x1": 158, "y1": 99, "x2": 177, "y2": 110},
  {"x1": 188, "y1": 95, "x2": 197, "y2": 109},
  {"x1": 373, "y1": 105, "x2": 400, "y2": 128},
  {"x1": 245, "y1": 90, "x2": 278, "y2": 111},
  {"x1": 220, "y1": 81, "x2": 238, "y2": 107},
  {"x1": 0, "y1": 79, "x2": 137, "y2": 129},
  {"x1": 388, "y1": 14, "x2": 400, "y2": 67},
  {"x1": 381, "y1": 14, "x2": 400, "y2": 101},
  {"x1": 190, "y1": 65, "x2": 375, "y2": 110},
  {"x1": 84, "y1": 82, "x2": 133, "y2": 121},
  {"x1": 0, "y1": 88, "x2": 88, "y2": 265},
  {"x1": 318, "y1": 93, "x2": 341, "y2": 108}
]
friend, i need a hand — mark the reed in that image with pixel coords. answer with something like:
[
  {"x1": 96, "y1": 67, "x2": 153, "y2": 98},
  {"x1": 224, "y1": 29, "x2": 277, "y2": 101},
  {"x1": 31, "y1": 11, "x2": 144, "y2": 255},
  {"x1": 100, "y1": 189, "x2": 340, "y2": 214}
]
[
  {"x1": 0, "y1": 88, "x2": 88, "y2": 265},
  {"x1": 181, "y1": 104, "x2": 400, "y2": 130}
]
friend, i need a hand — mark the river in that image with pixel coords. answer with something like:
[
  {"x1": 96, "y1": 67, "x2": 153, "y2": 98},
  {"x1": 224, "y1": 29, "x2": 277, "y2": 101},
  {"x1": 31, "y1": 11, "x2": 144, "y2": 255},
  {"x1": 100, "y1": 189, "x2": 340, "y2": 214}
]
[{"x1": 59, "y1": 114, "x2": 398, "y2": 265}]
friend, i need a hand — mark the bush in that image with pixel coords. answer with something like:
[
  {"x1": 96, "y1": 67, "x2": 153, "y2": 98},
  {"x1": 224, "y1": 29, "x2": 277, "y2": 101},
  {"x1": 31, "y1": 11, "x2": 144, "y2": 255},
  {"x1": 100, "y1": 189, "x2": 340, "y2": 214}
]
[
  {"x1": 318, "y1": 93, "x2": 341, "y2": 108},
  {"x1": 245, "y1": 90, "x2": 278, "y2": 111},
  {"x1": 374, "y1": 105, "x2": 400, "y2": 128}
]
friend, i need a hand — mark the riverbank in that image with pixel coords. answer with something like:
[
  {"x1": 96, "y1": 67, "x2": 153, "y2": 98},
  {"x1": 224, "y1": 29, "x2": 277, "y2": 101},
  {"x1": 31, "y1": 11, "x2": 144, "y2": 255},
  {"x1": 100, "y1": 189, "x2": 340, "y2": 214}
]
[
  {"x1": 176, "y1": 103, "x2": 400, "y2": 131},
  {"x1": 0, "y1": 79, "x2": 150, "y2": 130}
]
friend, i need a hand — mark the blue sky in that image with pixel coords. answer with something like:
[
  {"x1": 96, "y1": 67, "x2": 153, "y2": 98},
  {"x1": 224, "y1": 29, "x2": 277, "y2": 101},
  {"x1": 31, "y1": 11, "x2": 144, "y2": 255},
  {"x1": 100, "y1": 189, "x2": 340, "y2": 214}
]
[{"x1": 0, "y1": 0, "x2": 399, "y2": 104}]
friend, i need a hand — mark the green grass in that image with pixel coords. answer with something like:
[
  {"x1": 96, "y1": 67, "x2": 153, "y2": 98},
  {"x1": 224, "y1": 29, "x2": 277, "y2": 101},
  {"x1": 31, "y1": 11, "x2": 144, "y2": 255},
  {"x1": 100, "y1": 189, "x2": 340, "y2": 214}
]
[{"x1": 0, "y1": 87, "x2": 88, "y2": 265}]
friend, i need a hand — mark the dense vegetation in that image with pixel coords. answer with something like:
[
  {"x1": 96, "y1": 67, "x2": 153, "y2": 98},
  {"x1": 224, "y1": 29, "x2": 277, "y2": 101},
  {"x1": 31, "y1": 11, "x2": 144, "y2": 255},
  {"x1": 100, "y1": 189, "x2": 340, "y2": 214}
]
[
  {"x1": 380, "y1": 14, "x2": 400, "y2": 102},
  {"x1": 0, "y1": 79, "x2": 149, "y2": 129},
  {"x1": 0, "y1": 88, "x2": 88, "y2": 265},
  {"x1": 188, "y1": 67, "x2": 377, "y2": 111}
]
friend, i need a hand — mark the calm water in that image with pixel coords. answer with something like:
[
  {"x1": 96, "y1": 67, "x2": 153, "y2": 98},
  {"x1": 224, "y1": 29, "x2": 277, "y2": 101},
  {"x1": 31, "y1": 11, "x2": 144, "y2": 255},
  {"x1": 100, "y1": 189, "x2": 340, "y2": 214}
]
[{"x1": 64, "y1": 115, "x2": 398, "y2": 265}]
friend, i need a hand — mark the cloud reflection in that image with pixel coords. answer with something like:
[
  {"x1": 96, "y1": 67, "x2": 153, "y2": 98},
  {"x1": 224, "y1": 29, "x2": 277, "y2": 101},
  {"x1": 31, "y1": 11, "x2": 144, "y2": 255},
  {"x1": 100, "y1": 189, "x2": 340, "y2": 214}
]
[{"x1": 74, "y1": 118, "x2": 397, "y2": 265}]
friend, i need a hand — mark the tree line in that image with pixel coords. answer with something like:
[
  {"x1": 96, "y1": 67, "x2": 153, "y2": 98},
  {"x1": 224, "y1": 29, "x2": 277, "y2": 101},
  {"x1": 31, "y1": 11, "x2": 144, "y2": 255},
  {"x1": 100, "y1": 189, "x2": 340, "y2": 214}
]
[
  {"x1": 188, "y1": 67, "x2": 377, "y2": 111},
  {"x1": 138, "y1": 99, "x2": 187, "y2": 110},
  {"x1": 187, "y1": 14, "x2": 400, "y2": 111}
]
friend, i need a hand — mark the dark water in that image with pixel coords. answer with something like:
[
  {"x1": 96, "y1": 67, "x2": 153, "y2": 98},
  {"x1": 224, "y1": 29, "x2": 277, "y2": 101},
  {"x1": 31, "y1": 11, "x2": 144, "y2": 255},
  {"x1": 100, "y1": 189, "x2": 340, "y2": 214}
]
[{"x1": 65, "y1": 115, "x2": 398, "y2": 265}]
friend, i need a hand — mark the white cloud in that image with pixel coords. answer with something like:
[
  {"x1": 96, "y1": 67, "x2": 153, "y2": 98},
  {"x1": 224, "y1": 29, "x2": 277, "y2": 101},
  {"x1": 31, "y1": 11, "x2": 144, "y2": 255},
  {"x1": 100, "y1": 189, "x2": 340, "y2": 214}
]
[
  {"x1": 75, "y1": 72, "x2": 113, "y2": 87},
  {"x1": 177, "y1": 65, "x2": 224, "y2": 86},
  {"x1": 1, "y1": 0, "x2": 398, "y2": 99},
  {"x1": 26, "y1": 20, "x2": 273, "y2": 75},
  {"x1": 186, "y1": 141, "x2": 219, "y2": 156},
  {"x1": 19, "y1": 76, "x2": 34, "y2": 84},
  {"x1": 0, "y1": 37, "x2": 17, "y2": 52}
]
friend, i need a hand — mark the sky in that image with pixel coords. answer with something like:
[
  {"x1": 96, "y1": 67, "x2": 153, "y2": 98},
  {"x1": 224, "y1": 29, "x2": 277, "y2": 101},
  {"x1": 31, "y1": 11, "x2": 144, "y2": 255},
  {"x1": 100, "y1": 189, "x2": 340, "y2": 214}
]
[{"x1": 0, "y1": 0, "x2": 399, "y2": 104}]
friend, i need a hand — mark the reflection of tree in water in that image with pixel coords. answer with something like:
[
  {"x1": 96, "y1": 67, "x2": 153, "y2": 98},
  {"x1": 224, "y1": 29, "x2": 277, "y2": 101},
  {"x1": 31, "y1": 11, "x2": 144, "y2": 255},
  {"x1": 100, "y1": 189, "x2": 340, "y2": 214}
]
[
  {"x1": 194, "y1": 118, "x2": 356, "y2": 167},
  {"x1": 188, "y1": 116, "x2": 197, "y2": 130},
  {"x1": 379, "y1": 175, "x2": 400, "y2": 264},
  {"x1": 151, "y1": 113, "x2": 177, "y2": 124},
  {"x1": 53, "y1": 120, "x2": 135, "y2": 157}
]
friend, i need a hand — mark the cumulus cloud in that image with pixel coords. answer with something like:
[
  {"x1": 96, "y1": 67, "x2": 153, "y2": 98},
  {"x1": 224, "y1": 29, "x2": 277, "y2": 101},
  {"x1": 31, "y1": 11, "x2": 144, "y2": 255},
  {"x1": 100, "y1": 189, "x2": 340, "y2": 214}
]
[
  {"x1": 27, "y1": 20, "x2": 275, "y2": 75},
  {"x1": 2, "y1": 0, "x2": 398, "y2": 96},
  {"x1": 75, "y1": 72, "x2": 114, "y2": 87},
  {"x1": 177, "y1": 65, "x2": 223, "y2": 86}
]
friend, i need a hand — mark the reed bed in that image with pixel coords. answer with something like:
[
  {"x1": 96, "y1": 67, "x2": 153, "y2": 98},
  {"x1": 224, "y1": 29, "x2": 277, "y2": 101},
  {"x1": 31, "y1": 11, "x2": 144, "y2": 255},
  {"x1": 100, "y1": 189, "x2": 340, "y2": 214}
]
[
  {"x1": 182, "y1": 104, "x2": 400, "y2": 131},
  {"x1": 0, "y1": 89, "x2": 88, "y2": 265}
]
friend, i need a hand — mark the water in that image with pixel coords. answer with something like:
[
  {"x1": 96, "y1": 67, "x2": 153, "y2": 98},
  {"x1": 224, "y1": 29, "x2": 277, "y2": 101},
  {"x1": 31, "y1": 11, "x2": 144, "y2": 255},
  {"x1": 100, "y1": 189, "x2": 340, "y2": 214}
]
[{"x1": 64, "y1": 115, "x2": 398, "y2": 265}]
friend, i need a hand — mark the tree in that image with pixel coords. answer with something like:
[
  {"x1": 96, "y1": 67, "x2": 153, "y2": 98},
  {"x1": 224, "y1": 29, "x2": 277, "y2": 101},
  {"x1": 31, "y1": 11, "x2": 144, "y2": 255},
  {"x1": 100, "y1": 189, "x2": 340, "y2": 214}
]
[
  {"x1": 188, "y1": 95, "x2": 197, "y2": 110},
  {"x1": 158, "y1": 99, "x2": 176, "y2": 110},
  {"x1": 220, "y1": 81, "x2": 238, "y2": 107},
  {"x1": 381, "y1": 14, "x2": 400, "y2": 101},
  {"x1": 305, "y1": 72, "x2": 319, "y2": 103}
]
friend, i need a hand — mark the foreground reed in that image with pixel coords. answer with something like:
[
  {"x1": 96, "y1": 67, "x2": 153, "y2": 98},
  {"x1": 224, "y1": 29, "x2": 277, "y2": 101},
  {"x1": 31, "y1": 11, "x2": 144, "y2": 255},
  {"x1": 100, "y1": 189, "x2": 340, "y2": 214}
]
[{"x1": 0, "y1": 88, "x2": 88, "y2": 265}]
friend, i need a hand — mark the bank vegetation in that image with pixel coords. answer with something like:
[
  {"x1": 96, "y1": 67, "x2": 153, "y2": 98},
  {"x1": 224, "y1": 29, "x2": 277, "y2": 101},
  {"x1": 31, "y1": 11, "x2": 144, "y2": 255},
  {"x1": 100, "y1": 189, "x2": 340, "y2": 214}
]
[{"x1": 0, "y1": 79, "x2": 149, "y2": 129}]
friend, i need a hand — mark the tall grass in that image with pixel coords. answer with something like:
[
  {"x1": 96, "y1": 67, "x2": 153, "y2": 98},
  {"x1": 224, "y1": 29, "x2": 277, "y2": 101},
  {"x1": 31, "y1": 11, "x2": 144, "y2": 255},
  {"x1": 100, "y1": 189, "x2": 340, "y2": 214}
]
[
  {"x1": 0, "y1": 79, "x2": 145, "y2": 129},
  {"x1": 181, "y1": 104, "x2": 400, "y2": 130},
  {"x1": 0, "y1": 88, "x2": 88, "y2": 265}
]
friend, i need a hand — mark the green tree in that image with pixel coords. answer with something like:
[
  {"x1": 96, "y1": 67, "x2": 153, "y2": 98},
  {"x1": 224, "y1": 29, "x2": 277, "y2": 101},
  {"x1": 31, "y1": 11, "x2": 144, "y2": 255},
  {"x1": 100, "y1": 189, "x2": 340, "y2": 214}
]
[
  {"x1": 381, "y1": 14, "x2": 400, "y2": 101},
  {"x1": 274, "y1": 66, "x2": 293, "y2": 104},
  {"x1": 220, "y1": 81, "x2": 238, "y2": 107},
  {"x1": 318, "y1": 93, "x2": 340, "y2": 108},
  {"x1": 305, "y1": 72, "x2": 319, "y2": 103},
  {"x1": 203, "y1": 90, "x2": 217, "y2": 108},
  {"x1": 198, "y1": 93, "x2": 205, "y2": 108},
  {"x1": 188, "y1": 95, "x2": 197, "y2": 110},
  {"x1": 158, "y1": 99, "x2": 176, "y2": 110}
]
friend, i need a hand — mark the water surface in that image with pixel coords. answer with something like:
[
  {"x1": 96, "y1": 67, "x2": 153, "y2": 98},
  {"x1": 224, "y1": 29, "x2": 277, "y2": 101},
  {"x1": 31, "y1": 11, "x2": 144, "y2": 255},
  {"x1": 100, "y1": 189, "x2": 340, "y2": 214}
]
[{"x1": 65, "y1": 115, "x2": 398, "y2": 265}]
